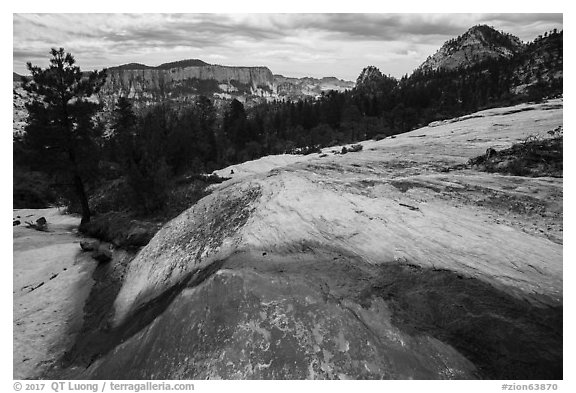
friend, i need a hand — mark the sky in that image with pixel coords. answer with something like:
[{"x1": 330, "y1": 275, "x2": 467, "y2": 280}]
[{"x1": 13, "y1": 13, "x2": 563, "y2": 81}]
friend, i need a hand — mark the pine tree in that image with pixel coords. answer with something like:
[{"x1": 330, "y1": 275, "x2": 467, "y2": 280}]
[
  {"x1": 110, "y1": 97, "x2": 137, "y2": 164},
  {"x1": 223, "y1": 99, "x2": 249, "y2": 151},
  {"x1": 22, "y1": 48, "x2": 107, "y2": 224}
]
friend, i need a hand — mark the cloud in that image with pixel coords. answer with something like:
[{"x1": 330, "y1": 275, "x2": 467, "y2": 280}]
[
  {"x1": 280, "y1": 14, "x2": 464, "y2": 41},
  {"x1": 13, "y1": 13, "x2": 564, "y2": 80}
]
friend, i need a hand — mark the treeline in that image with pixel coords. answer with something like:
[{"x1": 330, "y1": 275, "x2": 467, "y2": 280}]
[
  {"x1": 233, "y1": 29, "x2": 563, "y2": 153},
  {"x1": 105, "y1": 30, "x2": 563, "y2": 189}
]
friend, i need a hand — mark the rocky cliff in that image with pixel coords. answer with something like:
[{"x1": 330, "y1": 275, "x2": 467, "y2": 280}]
[
  {"x1": 101, "y1": 60, "x2": 276, "y2": 105},
  {"x1": 99, "y1": 61, "x2": 355, "y2": 107},
  {"x1": 274, "y1": 75, "x2": 355, "y2": 100},
  {"x1": 419, "y1": 25, "x2": 525, "y2": 71}
]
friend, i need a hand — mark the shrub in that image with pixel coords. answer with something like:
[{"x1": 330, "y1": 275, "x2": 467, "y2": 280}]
[
  {"x1": 13, "y1": 168, "x2": 57, "y2": 208},
  {"x1": 468, "y1": 131, "x2": 562, "y2": 177},
  {"x1": 125, "y1": 157, "x2": 171, "y2": 214}
]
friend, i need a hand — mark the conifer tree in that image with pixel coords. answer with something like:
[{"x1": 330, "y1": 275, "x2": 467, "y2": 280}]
[{"x1": 22, "y1": 48, "x2": 107, "y2": 223}]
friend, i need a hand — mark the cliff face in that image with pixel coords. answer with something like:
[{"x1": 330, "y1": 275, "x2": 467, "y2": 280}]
[
  {"x1": 15, "y1": 58, "x2": 356, "y2": 105},
  {"x1": 274, "y1": 74, "x2": 355, "y2": 99},
  {"x1": 101, "y1": 62, "x2": 275, "y2": 103},
  {"x1": 101, "y1": 62, "x2": 355, "y2": 105}
]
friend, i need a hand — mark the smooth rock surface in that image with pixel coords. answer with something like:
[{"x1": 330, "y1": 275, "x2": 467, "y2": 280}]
[
  {"x1": 13, "y1": 208, "x2": 96, "y2": 379},
  {"x1": 115, "y1": 99, "x2": 563, "y2": 324},
  {"x1": 55, "y1": 99, "x2": 564, "y2": 379}
]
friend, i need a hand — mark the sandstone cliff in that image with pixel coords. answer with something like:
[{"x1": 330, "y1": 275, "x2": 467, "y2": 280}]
[
  {"x1": 101, "y1": 60, "x2": 275, "y2": 103},
  {"x1": 274, "y1": 74, "x2": 355, "y2": 99},
  {"x1": 100, "y1": 61, "x2": 356, "y2": 105}
]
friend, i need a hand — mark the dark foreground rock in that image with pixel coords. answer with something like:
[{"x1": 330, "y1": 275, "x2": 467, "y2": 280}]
[
  {"x1": 25, "y1": 216, "x2": 48, "y2": 231},
  {"x1": 79, "y1": 212, "x2": 161, "y2": 249},
  {"x1": 51, "y1": 252, "x2": 561, "y2": 380},
  {"x1": 80, "y1": 240, "x2": 99, "y2": 252},
  {"x1": 92, "y1": 244, "x2": 113, "y2": 263}
]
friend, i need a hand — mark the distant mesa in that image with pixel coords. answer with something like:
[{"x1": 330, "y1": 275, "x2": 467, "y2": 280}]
[
  {"x1": 102, "y1": 59, "x2": 277, "y2": 105},
  {"x1": 108, "y1": 63, "x2": 153, "y2": 71},
  {"x1": 109, "y1": 59, "x2": 211, "y2": 71},
  {"x1": 108, "y1": 59, "x2": 273, "y2": 71},
  {"x1": 99, "y1": 59, "x2": 355, "y2": 105},
  {"x1": 156, "y1": 59, "x2": 211, "y2": 69}
]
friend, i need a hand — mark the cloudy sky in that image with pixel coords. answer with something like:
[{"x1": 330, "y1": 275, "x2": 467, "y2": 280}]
[{"x1": 13, "y1": 13, "x2": 563, "y2": 81}]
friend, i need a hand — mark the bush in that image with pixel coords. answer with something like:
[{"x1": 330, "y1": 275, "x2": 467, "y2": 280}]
[
  {"x1": 89, "y1": 178, "x2": 133, "y2": 214},
  {"x1": 125, "y1": 157, "x2": 171, "y2": 214},
  {"x1": 13, "y1": 168, "x2": 57, "y2": 208},
  {"x1": 468, "y1": 132, "x2": 562, "y2": 177},
  {"x1": 506, "y1": 160, "x2": 532, "y2": 176}
]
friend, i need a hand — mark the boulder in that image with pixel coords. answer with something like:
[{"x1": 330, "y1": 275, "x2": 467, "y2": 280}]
[
  {"x1": 93, "y1": 243, "x2": 113, "y2": 263},
  {"x1": 80, "y1": 239, "x2": 100, "y2": 252},
  {"x1": 24, "y1": 216, "x2": 48, "y2": 231},
  {"x1": 126, "y1": 226, "x2": 154, "y2": 248},
  {"x1": 348, "y1": 144, "x2": 363, "y2": 152}
]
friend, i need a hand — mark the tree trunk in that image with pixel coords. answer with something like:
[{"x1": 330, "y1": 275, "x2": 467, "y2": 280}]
[{"x1": 74, "y1": 172, "x2": 91, "y2": 224}]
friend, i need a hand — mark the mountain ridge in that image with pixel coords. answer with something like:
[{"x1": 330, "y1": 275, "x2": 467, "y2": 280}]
[
  {"x1": 12, "y1": 25, "x2": 561, "y2": 136},
  {"x1": 418, "y1": 25, "x2": 525, "y2": 72}
]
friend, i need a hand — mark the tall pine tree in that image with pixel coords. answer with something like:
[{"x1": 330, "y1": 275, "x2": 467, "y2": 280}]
[{"x1": 22, "y1": 48, "x2": 107, "y2": 223}]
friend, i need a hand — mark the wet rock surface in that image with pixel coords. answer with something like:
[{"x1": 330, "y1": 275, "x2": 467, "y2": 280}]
[
  {"x1": 60, "y1": 254, "x2": 480, "y2": 379},
  {"x1": 54, "y1": 252, "x2": 560, "y2": 380},
  {"x1": 361, "y1": 264, "x2": 562, "y2": 379}
]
